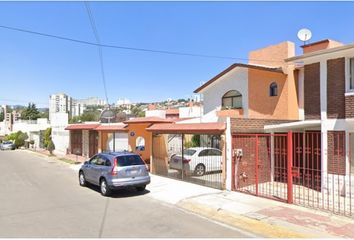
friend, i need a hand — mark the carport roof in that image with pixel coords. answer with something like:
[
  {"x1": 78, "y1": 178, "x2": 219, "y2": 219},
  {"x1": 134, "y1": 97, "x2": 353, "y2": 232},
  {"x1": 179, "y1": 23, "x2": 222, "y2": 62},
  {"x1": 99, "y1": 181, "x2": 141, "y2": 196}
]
[
  {"x1": 124, "y1": 116, "x2": 174, "y2": 124},
  {"x1": 65, "y1": 123, "x2": 100, "y2": 130},
  {"x1": 94, "y1": 124, "x2": 128, "y2": 131},
  {"x1": 146, "y1": 122, "x2": 226, "y2": 134}
]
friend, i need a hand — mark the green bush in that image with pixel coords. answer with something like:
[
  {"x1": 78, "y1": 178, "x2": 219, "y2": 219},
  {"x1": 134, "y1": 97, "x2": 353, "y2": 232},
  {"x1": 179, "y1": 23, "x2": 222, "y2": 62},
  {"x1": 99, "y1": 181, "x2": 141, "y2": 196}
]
[
  {"x1": 5, "y1": 131, "x2": 28, "y2": 148},
  {"x1": 43, "y1": 128, "x2": 52, "y2": 148},
  {"x1": 47, "y1": 139, "x2": 55, "y2": 155}
]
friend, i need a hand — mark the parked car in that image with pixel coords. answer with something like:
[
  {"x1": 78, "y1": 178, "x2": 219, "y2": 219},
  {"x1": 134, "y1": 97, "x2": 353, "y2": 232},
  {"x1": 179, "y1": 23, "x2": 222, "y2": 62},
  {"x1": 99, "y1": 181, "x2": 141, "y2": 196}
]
[
  {"x1": 79, "y1": 152, "x2": 150, "y2": 196},
  {"x1": 0, "y1": 141, "x2": 16, "y2": 150},
  {"x1": 169, "y1": 147, "x2": 222, "y2": 176}
]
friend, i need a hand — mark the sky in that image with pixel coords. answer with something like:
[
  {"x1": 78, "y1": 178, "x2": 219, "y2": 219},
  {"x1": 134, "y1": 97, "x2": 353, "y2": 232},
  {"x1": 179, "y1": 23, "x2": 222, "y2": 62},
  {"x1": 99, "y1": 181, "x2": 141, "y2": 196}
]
[{"x1": 0, "y1": 1, "x2": 354, "y2": 108}]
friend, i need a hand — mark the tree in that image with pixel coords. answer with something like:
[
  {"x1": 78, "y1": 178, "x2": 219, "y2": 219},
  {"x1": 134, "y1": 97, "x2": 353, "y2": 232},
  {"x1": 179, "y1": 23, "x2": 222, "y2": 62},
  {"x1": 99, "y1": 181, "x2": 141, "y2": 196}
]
[
  {"x1": 21, "y1": 103, "x2": 40, "y2": 120},
  {"x1": 191, "y1": 134, "x2": 201, "y2": 147},
  {"x1": 5, "y1": 131, "x2": 28, "y2": 148},
  {"x1": 47, "y1": 139, "x2": 55, "y2": 155},
  {"x1": 39, "y1": 109, "x2": 49, "y2": 119},
  {"x1": 43, "y1": 128, "x2": 52, "y2": 148}
]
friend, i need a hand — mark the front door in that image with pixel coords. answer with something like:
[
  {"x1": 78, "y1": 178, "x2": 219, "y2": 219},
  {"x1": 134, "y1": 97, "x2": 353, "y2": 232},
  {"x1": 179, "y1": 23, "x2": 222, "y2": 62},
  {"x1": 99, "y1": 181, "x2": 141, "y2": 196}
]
[{"x1": 89, "y1": 131, "x2": 98, "y2": 158}]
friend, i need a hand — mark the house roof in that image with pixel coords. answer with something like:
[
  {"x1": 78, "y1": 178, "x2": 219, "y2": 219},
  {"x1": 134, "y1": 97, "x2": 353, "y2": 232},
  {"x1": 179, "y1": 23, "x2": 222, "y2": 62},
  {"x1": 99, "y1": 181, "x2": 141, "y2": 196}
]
[
  {"x1": 123, "y1": 116, "x2": 174, "y2": 124},
  {"x1": 65, "y1": 123, "x2": 100, "y2": 130},
  {"x1": 94, "y1": 124, "x2": 128, "y2": 131},
  {"x1": 146, "y1": 122, "x2": 226, "y2": 134},
  {"x1": 286, "y1": 42, "x2": 354, "y2": 62},
  {"x1": 194, "y1": 63, "x2": 284, "y2": 93}
]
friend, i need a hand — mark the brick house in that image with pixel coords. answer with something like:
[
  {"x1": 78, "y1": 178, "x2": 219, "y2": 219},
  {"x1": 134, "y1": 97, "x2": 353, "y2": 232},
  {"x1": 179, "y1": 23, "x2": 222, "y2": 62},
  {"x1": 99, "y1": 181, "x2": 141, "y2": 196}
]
[
  {"x1": 192, "y1": 41, "x2": 301, "y2": 190},
  {"x1": 264, "y1": 39, "x2": 354, "y2": 193}
]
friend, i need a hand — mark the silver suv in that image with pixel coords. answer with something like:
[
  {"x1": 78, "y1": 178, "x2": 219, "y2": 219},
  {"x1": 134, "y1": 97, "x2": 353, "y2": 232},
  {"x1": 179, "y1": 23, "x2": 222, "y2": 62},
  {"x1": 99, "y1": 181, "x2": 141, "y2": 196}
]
[{"x1": 79, "y1": 152, "x2": 150, "y2": 196}]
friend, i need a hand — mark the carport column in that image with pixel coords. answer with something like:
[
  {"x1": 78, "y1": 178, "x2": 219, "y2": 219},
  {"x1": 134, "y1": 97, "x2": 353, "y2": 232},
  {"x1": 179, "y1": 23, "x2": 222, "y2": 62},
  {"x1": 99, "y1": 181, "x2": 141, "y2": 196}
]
[{"x1": 225, "y1": 117, "x2": 233, "y2": 190}]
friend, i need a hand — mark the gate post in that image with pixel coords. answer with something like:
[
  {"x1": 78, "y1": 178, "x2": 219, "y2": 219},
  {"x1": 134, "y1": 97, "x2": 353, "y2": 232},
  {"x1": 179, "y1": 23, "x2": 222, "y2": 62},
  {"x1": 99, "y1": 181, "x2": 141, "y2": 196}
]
[
  {"x1": 287, "y1": 131, "x2": 293, "y2": 204},
  {"x1": 255, "y1": 135, "x2": 259, "y2": 196}
]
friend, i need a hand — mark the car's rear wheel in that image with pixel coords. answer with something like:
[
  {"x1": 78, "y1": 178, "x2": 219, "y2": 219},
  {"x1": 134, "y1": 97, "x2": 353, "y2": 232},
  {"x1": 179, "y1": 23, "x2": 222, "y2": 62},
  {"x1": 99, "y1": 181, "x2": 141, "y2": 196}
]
[
  {"x1": 79, "y1": 171, "x2": 86, "y2": 187},
  {"x1": 100, "y1": 178, "x2": 111, "y2": 197},
  {"x1": 194, "y1": 164, "x2": 206, "y2": 176},
  {"x1": 136, "y1": 185, "x2": 146, "y2": 192}
]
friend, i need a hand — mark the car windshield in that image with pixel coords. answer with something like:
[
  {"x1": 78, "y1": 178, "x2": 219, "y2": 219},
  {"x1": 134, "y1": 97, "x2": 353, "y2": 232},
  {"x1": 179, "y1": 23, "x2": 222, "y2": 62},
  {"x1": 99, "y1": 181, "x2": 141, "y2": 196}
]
[
  {"x1": 183, "y1": 149, "x2": 197, "y2": 156},
  {"x1": 3, "y1": 141, "x2": 12, "y2": 144},
  {"x1": 116, "y1": 155, "x2": 145, "y2": 167}
]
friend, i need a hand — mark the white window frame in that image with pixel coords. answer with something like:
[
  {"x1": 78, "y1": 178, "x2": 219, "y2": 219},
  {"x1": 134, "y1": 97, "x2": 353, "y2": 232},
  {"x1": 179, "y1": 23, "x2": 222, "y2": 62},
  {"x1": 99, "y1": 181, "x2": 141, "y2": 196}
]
[{"x1": 346, "y1": 57, "x2": 354, "y2": 93}]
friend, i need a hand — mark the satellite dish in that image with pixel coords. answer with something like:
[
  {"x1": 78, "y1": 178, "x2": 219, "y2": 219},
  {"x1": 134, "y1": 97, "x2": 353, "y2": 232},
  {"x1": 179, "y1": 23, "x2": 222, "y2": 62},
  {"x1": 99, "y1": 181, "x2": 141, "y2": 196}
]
[{"x1": 297, "y1": 28, "x2": 312, "y2": 45}]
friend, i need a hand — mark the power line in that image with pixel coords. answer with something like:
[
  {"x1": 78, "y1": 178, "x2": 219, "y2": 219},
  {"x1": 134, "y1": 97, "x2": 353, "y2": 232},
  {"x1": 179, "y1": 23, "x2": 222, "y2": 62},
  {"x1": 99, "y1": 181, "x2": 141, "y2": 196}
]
[
  {"x1": 0, "y1": 98, "x2": 48, "y2": 106},
  {"x1": 84, "y1": 2, "x2": 109, "y2": 104},
  {"x1": 0, "y1": 24, "x2": 285, "y2": 63}
]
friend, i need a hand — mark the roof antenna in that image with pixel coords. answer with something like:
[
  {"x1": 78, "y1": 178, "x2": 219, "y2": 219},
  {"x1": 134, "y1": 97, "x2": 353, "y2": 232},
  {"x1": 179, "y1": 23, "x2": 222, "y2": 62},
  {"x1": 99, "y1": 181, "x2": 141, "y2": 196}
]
[{"x1": 297, "y1": 28, "x2": 312, "y2": 46}]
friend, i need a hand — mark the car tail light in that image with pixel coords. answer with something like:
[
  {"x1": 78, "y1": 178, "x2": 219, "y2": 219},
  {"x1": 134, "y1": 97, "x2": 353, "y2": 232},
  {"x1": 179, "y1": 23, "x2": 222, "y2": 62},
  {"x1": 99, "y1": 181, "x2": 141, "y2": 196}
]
[
  {"x1": 182, "y1": 159, "x2": 191, "y2": 164},
  {"x1": 111, "y1": 158, "x2": 118, "y2": 176}
]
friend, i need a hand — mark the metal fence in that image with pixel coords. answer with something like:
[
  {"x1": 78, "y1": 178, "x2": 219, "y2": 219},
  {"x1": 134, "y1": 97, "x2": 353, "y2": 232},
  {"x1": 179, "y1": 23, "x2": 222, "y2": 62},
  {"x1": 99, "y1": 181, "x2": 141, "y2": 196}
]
[
  {"x1": 232, "y1": 131, "x2": 354, "y2": 218},
  {"x1": 152, "y1": 133, "x2": 224, "y2": 189}
]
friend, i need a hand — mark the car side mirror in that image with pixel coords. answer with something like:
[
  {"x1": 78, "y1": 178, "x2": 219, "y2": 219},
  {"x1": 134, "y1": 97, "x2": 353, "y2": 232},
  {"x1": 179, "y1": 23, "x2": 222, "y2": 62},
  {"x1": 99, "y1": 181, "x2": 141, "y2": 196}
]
[{"x1": 84, "y1": 161, "x2": 89, "y2": 165}]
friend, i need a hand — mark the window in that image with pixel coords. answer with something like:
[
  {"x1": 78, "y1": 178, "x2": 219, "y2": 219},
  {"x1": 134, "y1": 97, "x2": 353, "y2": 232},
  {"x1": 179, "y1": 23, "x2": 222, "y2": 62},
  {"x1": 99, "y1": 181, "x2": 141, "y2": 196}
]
[
  {"x1": 209, "y1": 149, "x2": 222, "y2": 156},
  {"x1": 96, "y1": 157, "x2": 106, "y2": 166},
  {"x1": 198, "y1": 149, "x2": 210, "y2": 157},
  {"x1": 117, "y1": 155, "x2": 145, "y2": 166},
  {"x1": 136, "y1": 136, "x2": 145, "y2": 151},
  {"x1": 350, "y1": 58, "x2": 354, "y2": 90},
  {"x1": 269, "y1": 82, "x2": 278, "y2": 96},
  {"x1": 183, "y1": 149, "x2": 197, "y2": 156},
  {"x1": 350, "y1": 133, "x2": 354, "y2": 174},
  {"x1": 222, "y1": 90, "x2": 242, "y2": 109}
]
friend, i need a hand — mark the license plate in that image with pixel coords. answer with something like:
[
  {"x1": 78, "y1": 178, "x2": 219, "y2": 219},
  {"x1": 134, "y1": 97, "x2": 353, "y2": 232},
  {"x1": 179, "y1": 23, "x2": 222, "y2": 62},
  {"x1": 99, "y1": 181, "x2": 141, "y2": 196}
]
[{"x1": 130, "y1": 170, "x2": 138, "y2": 175}]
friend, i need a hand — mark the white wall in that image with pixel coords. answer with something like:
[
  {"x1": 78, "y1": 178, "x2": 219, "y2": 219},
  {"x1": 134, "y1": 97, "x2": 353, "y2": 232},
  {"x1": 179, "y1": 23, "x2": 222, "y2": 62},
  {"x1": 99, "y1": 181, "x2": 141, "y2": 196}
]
[
  {"x1": 50, "y1": 112, "x2": 69, "y2": 155},
  {"x1": 145, "y1": 110, "x2": 166, "y2": 118},
  {"x1": 200, "y1": 67, "x2": 249, "y2": 116},
  {"x1": 12, "y1": 118, "x2": 50, "y2": 135},
  {"x1": 179, "y1": 106, "x2": 203, "y2": 118}
]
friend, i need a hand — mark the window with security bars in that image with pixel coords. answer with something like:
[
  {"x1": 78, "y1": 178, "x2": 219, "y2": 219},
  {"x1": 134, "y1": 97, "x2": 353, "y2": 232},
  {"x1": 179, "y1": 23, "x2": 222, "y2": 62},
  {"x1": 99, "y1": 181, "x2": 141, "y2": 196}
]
[{"x1": 350, "y1": 58, "x2": 354, "y2": 90}]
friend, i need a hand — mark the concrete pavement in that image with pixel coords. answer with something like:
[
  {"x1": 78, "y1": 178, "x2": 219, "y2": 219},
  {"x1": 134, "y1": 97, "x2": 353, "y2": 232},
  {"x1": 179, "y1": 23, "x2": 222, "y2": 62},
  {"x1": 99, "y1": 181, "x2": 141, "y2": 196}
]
[
  {"x1": 0, "y1": 150, "x2": 254, "y2": 238},
  {"x1": 25, "y1": 149, "x2": 354, "y2": 238}
]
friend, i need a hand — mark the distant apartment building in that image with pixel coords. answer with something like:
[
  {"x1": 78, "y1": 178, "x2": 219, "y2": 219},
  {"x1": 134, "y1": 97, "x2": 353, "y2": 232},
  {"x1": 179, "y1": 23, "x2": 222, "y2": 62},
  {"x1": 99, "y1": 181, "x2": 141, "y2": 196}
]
[
  {"x1": 116, "y1": 98, "x2": 131, "y2": 106},
  {"x1": 49, "y1": 93, "x2": 72, "y2": 121},
  {"x1": 49, "y1": 93, "x2": 105, "y2": 121}
]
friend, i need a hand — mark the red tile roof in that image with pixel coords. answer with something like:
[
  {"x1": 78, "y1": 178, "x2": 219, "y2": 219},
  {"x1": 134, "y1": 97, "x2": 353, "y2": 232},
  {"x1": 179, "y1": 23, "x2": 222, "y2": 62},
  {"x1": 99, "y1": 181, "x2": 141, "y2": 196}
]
[
  {"x1": 146, "y1": 122, "x2": 226, "y2": 134},
  {"x1": 94, "y1": 124, "x2": 128, "y2": 131},
  {"x1": 124, "y1": 117, "x2": 174, "y2": 124},
  {"x1": 65, "y1": 123, "x2": 100, "y2": 130},
  {"x1": 194, "y1": 63, "x2": 284, "y2": 93}
]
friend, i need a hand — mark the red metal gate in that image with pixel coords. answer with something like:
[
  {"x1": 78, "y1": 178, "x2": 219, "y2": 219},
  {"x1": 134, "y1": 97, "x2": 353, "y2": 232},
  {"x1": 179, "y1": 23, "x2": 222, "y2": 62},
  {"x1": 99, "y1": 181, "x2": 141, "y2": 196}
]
[
  {"x1": 231, "y1": 133, "x2": 292, "y2": 203},
  {"x1": 232, "y1": 131, "x2": 353, "y2": 218}
]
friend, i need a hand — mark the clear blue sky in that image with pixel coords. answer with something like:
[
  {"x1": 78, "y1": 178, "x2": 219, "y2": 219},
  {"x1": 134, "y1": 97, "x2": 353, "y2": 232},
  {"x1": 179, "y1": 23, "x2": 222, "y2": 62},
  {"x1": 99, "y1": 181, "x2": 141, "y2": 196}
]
[{"x1": 0, "y1": 1, "x2": 354, "y2": 108}]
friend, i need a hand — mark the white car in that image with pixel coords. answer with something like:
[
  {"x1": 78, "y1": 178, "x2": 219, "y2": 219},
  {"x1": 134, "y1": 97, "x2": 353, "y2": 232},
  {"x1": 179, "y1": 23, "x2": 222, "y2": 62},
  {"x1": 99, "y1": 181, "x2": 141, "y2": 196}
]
[{"x1": 169, "y1": 147, "x2": 222, "y2": 176}]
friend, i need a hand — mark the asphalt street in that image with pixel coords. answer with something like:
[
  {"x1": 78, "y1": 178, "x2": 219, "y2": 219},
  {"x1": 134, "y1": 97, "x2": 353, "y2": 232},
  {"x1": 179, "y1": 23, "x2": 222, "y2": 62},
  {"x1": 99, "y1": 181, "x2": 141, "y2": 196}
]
[{"x1": 0, "y1": 150, "x2": 251, "y2": 237}]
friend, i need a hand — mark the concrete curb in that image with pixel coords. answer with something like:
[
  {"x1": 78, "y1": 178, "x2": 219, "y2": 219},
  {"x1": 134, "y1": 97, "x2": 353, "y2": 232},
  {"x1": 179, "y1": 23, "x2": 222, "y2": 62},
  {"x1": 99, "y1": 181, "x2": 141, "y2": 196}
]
[{"x1": 177, "y1": 200, "x2": 314, "y2": 238}]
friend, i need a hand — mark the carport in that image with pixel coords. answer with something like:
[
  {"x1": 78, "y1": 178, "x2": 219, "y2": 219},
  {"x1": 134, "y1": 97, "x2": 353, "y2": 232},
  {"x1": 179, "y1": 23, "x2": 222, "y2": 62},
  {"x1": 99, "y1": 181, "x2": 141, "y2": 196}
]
[{"x1": 146, "y1": 122, "x2": 226, "y2": 189}]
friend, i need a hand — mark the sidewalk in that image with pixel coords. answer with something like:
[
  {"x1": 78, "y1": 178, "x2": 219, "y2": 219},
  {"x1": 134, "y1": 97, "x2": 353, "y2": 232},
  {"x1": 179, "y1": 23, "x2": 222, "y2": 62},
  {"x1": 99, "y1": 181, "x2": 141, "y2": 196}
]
[
  {"x1": 147, "y1": 175, "x2": 354, "y2": 238},
  {"x1": 29, "y1": 149, "x2": 354, "y2": 238}
]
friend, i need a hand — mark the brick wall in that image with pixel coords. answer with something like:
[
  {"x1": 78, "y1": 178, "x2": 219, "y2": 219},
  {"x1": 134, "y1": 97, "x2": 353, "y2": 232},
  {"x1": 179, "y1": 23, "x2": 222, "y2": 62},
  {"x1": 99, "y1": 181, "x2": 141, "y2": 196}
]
[
  {"x1": 327, "y1": 58, "x2": 345, "y2": 119},
  {"x1": 231, "y1": 118, "x2": 295, "y2": 133},
  {"x1": 327, "y1": 131, "x2": 346, "y2": 175},
  {"x1": 304, "y1": 63, "x2": 321, "y2": 119},
  {"x1": 345, "y1": 95, "x2": 354, "y2": 118}
]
